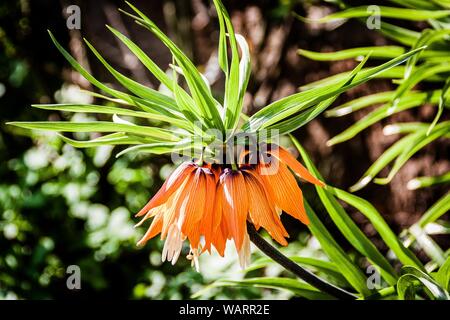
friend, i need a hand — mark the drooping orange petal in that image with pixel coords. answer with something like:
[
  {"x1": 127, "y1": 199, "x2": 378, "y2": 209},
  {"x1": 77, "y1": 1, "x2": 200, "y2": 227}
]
[
  {"x1": 136, "y1": 162, "x2": 196, "y2": 217},
  {"x1": 179, "y1": 168, "x2": 206, "y2": 248},
  {"x1": 211, "y1": 219, "x2": 227, "y2": 257},
  {"x1": 258, "y1": 160, "x2": 309, "y2": 225},
  {"x1": 220, "y1": 169, "x2": 248, "y2": 251},
  {"x1": 270, "y1": 146, "x2": 324, "y2": 187},
  {"x1": 135, "y1": 205, "x2": 164, "y2": 228},
  {"x1": 201, "y1": 169, "x2": 219, "y2": 252},
  {"x1": 137, "y1": 213, "x2": 163, "y2": 246},
  {"x1": 187, "y1": 220, "x2": 202, "y2": 249},
  {"x1": 161, "y1": 174, "x2": 193, "y2": 239},
  {"x1": 243, "y1": 170, "x2": 288, "y2": 246}
]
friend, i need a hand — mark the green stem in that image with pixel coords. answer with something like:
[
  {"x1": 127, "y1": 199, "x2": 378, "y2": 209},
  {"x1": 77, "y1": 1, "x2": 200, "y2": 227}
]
[{"x1": 247, "y1": 222, "x2": 358, "y2": 300}]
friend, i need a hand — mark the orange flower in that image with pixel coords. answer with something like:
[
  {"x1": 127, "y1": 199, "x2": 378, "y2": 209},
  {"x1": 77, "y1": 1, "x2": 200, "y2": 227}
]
[
  {"x1": 136, "y1": 145, "x2": 324, "y2": 270},
  {"x1": 135, "y1": 162, "x2": 217, "y2": 269},
  {"x1": 256, "y1": 146, "x2": 325, "y2": 225}
]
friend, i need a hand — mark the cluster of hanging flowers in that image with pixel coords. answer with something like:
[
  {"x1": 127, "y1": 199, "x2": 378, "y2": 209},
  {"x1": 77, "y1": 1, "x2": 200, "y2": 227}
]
[{"x1": 136, "y1": 145, "x2": 324, "y2": 270}]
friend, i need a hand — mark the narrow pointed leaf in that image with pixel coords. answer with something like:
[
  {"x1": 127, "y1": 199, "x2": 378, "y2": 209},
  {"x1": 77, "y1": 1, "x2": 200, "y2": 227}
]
[
  {"x1": 293, "y1": 137, "x2": 397, "y2": 285},
  {"x1": 7, "y1": 121, "x2": 180, "y2": 141}
]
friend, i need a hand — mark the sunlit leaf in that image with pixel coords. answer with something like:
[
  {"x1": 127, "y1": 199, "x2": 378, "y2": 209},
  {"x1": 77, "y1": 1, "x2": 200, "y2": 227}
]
[
  {"x1": 397, "y1": 266, "x2": 449, "y2": 300},
  {"x1": 307, "y1": 6, "x2": 450, "y2": 22},
  {"x1": 7, "y1": 121, "x2": 181, "y2": 141},
  {"x1": 327, "y1": 91, "x2": 441, "y2": 146},
  {"x1": 293, "y1": 137, "x2": 397, "y2": 285},
  {"x1": 194, "y1": 277, "x2": 335, "y2": 300}
]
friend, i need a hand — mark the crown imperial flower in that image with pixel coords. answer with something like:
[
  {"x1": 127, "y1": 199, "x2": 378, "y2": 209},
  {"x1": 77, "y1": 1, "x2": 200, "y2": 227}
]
[{"x1": 136, "y1": 145, "x2": 324, "y2": 269}]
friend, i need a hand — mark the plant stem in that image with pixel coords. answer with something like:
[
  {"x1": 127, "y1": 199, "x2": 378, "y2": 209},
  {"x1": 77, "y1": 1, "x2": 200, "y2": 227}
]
[{"x1": 247, "y1": 222, "x2": 358, "y2": 300}]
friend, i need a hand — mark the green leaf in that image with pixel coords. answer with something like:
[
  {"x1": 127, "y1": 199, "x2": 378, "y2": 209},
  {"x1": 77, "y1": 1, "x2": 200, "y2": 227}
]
[
  {"x1": 397, "y1": 266, "x2": 449, "y2": 300},
  {"x1": 245, "y1": 48, "x2": 424, "y2": 132},
  {"x1": 83, "y1": 38, "x2": 182, "y2": 118},
  {"x1": 350, "y1": 133, "x2": 417, "y2": 191},
  {"x1": 390, "y1": 63, "x2": 450, "y2": 114},
  {"x1": 58, "y1": 132, "x2": 149, "y2": 148},
  {"x1": 299, "y1": 46, "x2": 405, "y2": 61},
  {"x1": 270, "y1": 96, "x2": 339, "y2": 135},
  {"x1": 329, "y1": 188, "x2": 424, "y2": 270},
  {"x1": 298, "y1": 67, "x2": 399, "y2": 91},
  {"x1": 293, "y1": 137, "x2": 398, "y2": 286},
  {"x1": 404, "y1": 29, "x2": 450, "y2": 79},
  {"x1": 418, "y1": 193, "x2": 450, "y2": 228},
  {"x1": 299, "y1": 66, "x2": 443, "y2": 92},
  {"x1": 367, "y1": 286, "x2": 398, "y2": 300},
  {"x1": 7, "y1": 121, "x2": 180, "y2": 141},
  {"x1": 303, "y1": 200, "x2": 370, "y2": 297},
  {"x1": 170, "y1": 66, "x2": 214, "y2": 134},
  {"x1": 297, "y1": 5, "x2": 421, "y2": 46},
  {"x1": 378, "y1": 21, "x2": 420, "y2": 46},
  {"x1": 374, "y1": 121, "x2": 450, "y2": 185},
  {"x1": 407, "y1": 172, "x2": 450, "y2": 190},
  {"x1": 300, "y1": 46, "x2": 447, "y2": 62},
  {"x1": 213, "y1": 0, "x2": 241, "y2": 130},
  {"x1": 246, "y1": 256, "x2": 349, "y2": 286},
  {"x1": 428, "y1": 77, "x2": 450, "y2": 135},
  {"x1": 310, "y1": 6, "x2": 450, "y2": 22},
  {"x1": 213, "y1": 0, "x2": 228, "y2": 73},
  {"x1": 236, "y1": 34, "x2": 251, "y2": 123},
  {"x1": 122, "y1": 2, "x2": 224, "y2": 131},
  {"x1": 106, "y1": 25, "x2": 202, "y2": 125},
  {"x1": 325, "y1": 91, "x2": 396, "y2": 117},
  {"x1": 388, "y1": 0, "x2": 442, "y2": 10},
  {"x1": 265, "y1": 53, "x2": 371, "y2": 134},
  {"x1": 106, "y1": 25, "x2": 173, "y2": 90},
  {"x1": 351, "y1": 122, "x2": 450, "y2": 191},
  {"x1": 48, "y1": 30, "x2": 182, "y2": 119},
  {"x1": 31, "y1": 103, "x2": 190, "y2": 129},
  {"x1": 383, "y1": 122, "x2": 430, "y2": 135},
  {"x1": 78, "y1": 89, "x2": 133, "y2": 105},
  {"x1": 116, "y1": 138, "x2": 200, "y2": 158},
  {"x1": 197, "y1": 277, "x2": 335, "y2": 300},
  {"x1": 436, "y1": 257, "x2": 450, "y2": 290},
  {"x1": 408, "y1": 224, "x2": 446, "y2": 266},
  {"x1": 269, "y1": 53, "x2": 373, "y2": 135},
  {"x1": 327, "y1": 90, "x2": 441, "y2": 146}
]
